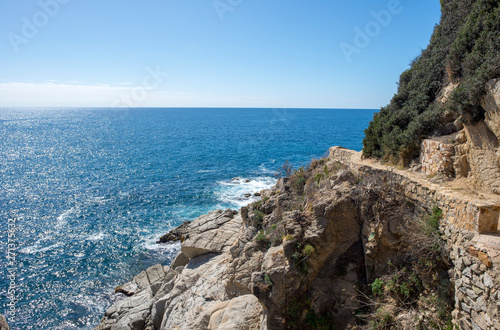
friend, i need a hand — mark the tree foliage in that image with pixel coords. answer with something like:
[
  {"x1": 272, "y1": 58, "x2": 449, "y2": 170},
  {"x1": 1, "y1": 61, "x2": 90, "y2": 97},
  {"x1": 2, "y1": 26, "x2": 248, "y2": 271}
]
[{"x1": 363, "y1": 0, "x2": 500, "y2": 164}]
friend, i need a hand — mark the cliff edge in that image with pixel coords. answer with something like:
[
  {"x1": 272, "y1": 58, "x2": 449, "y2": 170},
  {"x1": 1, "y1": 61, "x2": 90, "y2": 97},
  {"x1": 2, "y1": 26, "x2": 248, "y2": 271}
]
[{"x1": 95, "y1": 145, "x2": 500, "y2": 329}]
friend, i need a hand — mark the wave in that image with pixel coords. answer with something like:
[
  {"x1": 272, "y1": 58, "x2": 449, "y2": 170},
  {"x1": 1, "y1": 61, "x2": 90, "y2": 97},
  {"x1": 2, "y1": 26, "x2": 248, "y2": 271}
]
[
  {"x1": 196, "y1": 169, "x2": 216, "y2": 173},
  {"x1": 135, "y1": 231, "x2": 182, "y2": 253},
  {"x1": 19, "y1": 242, "x2": 63, "y2": 254},
  {"x1": 214, "y1": 176, "x2": 276, "y2": 209},
  {"x1": 55, "y1": 207, "x2": 78, "y2": 230},
  {"x1": 258, "y1": 163, "x2": 277, "y2": 175},
  {"x1": 87, "y1": 232, "x2": 108, "y2": 241}
]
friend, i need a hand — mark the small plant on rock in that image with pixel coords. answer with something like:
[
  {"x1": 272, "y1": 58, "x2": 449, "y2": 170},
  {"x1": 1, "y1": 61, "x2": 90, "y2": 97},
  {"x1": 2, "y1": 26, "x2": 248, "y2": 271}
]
[{"x1": 371, "y1": 278, "x2": 384, "y2": 296}]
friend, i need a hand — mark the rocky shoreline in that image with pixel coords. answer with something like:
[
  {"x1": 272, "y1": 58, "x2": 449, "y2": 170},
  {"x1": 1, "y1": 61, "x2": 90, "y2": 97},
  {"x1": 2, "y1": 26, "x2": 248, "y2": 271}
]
[
  {"x1": 95, "y1": 146, "x2": 500, "y2": 329},
  {"x1": 96, "y1": 208, "x2": 265, "y2": 329}
]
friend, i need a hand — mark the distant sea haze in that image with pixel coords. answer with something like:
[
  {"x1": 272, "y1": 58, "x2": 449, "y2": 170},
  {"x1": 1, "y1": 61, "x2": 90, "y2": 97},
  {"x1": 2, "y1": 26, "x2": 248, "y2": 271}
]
[{"x1": 0, "y1": 108, "x2": 375, "y2": 329}]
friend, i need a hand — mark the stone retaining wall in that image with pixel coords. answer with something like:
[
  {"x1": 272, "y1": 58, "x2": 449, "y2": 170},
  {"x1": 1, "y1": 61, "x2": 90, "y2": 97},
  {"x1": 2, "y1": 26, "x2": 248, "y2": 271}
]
[
  {"x1": 446, "y1": 229, "x2": 499, "y2": 329},
  {"x1": 330, "y1": 147, "x2": 499, "y2": 233},
  {"x1": 420, "y1": 139, "x2": 456, "y2": 176},
  {"x1": 330, "y1": 146, "x2": 500, "y2": 329}
]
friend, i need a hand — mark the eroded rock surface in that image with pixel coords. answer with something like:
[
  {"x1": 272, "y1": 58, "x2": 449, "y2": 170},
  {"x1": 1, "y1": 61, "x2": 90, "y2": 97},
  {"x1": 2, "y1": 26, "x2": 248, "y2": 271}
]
[{"x1": 96, "y1": 145, "x2": 500, "y2": 330}]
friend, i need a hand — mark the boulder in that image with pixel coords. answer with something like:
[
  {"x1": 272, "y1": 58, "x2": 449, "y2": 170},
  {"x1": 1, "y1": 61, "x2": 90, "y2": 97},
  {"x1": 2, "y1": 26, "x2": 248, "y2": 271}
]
[
  {"x1": 171, "y1": 251, "x2": 190, "y2": 268},
  {"x1": 96, "y1": 287, "x2": 154, "y2": 330},
  {"x1": 157, "y1": 221, "x2": 191, "y2": 244},
  {"x1": 208, "y1": 295, "x2": 265, "y2": 330},
  {"x1": 181, "y1": 209, "x2": 241, "y2": 258}
]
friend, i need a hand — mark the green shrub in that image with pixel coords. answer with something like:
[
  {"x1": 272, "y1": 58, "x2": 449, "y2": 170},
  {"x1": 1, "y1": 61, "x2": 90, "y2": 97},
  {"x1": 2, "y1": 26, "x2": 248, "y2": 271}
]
[
  {"x1": 264, "y1": 273, "x2": 273, "y2": 286},
  {"x1": 255, "y1": 231, "x2": 267, "y2": 242},
  {"x1": 371, "y1": 278, "x2": 384, "y2": 296},
  {"x1": 291, "y1": 166, "x2": 307, "y2": 192},
  {"x1": 303, "y1": 244, "x2": 315, "y2": 256},
  {"x1": 429, "y1": 206, "x2": 443, "y2": 230},
  {"x1": 253, "y1": 210, "x2": 265, "y2": 228},
  {"x1": 314, "y1": 173, "x2": 324, "y2": 186},
  {"x1": 253, "y1": 200, "x2": 262, "y2": 210},
  {"x1": 363, "y1": 0, "x2": 500, "y2": 164},
  {"x1": 305, "y1": 310, "x2": 335, "y2": 330},
  {"x1": 323, "y1": 164, "x2": 329, "y2": 177}
]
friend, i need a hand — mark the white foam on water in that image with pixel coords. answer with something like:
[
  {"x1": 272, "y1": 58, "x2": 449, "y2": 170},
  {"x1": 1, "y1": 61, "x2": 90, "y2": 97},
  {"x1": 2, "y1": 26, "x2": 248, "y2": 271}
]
[
  {"x1": 55, "y1": 207, "x2": 78, "y2": 229},
  {"x1": 258, "y1": 163, "x2": 277, "y2": 175},
  {"x1": 196, "y1": 169, "x2": 216, "y2": 173},
  {"x1": 19, "y1": 242, "x2": 63, "y2": 254},
  {"x1": 136, "y1": 232, "x2": 181, "y2": 253},
  {"x1": 92, "y1": 196, "x2": 110, "y2": 204},
  {"x1": 215, "y1": 176, "x2": 276, "y2": 208},
  {"x1": 87, "y1": 232, "x2": 108, "y2": 241},
  {"x1": 74, "y1": 252, "x2": 85, "y2": 258}
]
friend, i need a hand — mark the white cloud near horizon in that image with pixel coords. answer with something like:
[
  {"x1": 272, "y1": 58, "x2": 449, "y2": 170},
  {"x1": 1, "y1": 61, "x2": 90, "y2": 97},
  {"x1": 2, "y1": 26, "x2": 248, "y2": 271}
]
[
  {"x1": 0, "y1": 82, "x2": 206, "y2": 108},
  {"x1": 0, "y1": 82, "x2": 373, "y2": 109},
  {"x1": 0, "y1": 82, "x2": 291, "y2": 108}
]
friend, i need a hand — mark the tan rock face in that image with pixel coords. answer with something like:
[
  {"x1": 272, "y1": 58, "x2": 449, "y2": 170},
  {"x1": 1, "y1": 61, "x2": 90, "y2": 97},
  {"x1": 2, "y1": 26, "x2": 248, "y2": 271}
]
[
  {"x1": 458, "y1": 121, "x2": 500, "y2": 195},
  {"x1": 208, "y1": 295, "x2": 264, "y2": 330},
  {"x1": 181, "y1": 209, "x2": 241, "y2": 258},
  {"x1": 95, "y1": 208, "x2": 267, "y2": 330},
  {"x1": 482, "y1": 78, "x2": 500, "y2": 141},
  {"x1": 96, "y1": 144, "x2": 500, "y2": 330},
  {"x1": 446, "y1": 79, "x2": 500, "y2": 195},
  {"x1": 0, "y1": 314, "x2": 9, "y2": 330}
]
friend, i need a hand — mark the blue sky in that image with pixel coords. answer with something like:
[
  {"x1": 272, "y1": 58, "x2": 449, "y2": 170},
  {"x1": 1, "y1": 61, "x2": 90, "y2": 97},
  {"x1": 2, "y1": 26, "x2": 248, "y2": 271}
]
[{"x1": 0, "y1": 0, "x2": 441, "y2": 108}]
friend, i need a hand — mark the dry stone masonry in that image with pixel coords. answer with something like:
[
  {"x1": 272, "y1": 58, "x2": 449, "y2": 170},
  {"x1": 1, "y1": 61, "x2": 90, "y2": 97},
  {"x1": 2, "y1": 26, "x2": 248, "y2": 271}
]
[
  {"x1": 331, "y1": 146, "x2": 500, "y2": 329},
  {"x1": 420, "y1": 139, "x2": 456, "y2": 177},
  {"x1": 332, "y1": 147, "x2": 500, "y2": 233}
]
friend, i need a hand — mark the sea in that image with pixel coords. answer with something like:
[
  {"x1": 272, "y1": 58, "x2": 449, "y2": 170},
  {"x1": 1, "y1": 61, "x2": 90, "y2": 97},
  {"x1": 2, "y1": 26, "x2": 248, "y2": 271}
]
[{"x1": 0, "y1": 108, "x2": 375, "y2": 329}]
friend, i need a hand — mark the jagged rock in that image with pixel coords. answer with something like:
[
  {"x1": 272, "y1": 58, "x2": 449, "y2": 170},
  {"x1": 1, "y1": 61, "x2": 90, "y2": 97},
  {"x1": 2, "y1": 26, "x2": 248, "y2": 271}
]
[
  {"x1": 157, "y1": 221, "x2": 191, "y2": 244},
  {"x1": 171, "y1": 251, "x2": 189, "y2": 268},
  {"x1": 96, "y1": 287, "x2": 154, "y2": 330},
  {"x1": 96, "y1": 208, "x2": 266, "y2": 330},
  {"x1": 115, "y1": 281, "x2": 139, "y2": 297},
  {"x1": 208, "y1": 295, "x2": 265, "y2": 330},
  {"x1": 181, "y1": 209, "x2": 240, "y2": 258},
  {"x1": 0, "y1": 315, "x2": 9, "y2": 330},
  {"x1": 96, "y1": 144, "x2": 500, "y2": 330},
  {"x1": 478, "y1": 252, "x2": 493, "y2": 268},
  {"x1": 115, "y1": 264, "x2": 169, "y2": 297},
  {"x1": 482, "y1": 78, "x2": 500, "y2": 141}
]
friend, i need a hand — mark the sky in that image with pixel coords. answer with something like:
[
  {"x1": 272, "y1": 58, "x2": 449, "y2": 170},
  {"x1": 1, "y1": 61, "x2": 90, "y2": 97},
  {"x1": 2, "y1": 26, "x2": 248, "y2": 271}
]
[{"x1": 0, "y1": 0, "x2": 442, "y2": 109}]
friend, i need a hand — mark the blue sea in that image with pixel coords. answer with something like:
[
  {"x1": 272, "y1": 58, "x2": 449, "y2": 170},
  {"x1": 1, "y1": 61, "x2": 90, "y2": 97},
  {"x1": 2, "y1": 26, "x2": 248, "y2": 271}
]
[{"x1": 0, "y1": 108, "x2": 375, "y2": 329}]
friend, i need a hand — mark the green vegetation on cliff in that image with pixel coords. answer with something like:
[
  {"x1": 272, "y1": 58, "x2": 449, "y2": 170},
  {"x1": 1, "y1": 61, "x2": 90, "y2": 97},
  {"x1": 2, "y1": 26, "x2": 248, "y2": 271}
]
[{"x1": 363, "y1": 0, "x2": 500, "y2": 164}]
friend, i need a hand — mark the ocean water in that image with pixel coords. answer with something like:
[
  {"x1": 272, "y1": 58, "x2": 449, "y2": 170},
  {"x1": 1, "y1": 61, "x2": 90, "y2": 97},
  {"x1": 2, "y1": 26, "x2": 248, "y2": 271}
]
[{"x1": 0, "y1": 108, "x2": 375, "y2": 329}]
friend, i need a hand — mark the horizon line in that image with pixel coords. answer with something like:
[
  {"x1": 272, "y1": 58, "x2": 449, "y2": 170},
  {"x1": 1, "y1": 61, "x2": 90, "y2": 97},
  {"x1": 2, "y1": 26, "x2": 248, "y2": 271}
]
[{"x1": 0, "y1": 106, "x2": 380, "y2": 110}]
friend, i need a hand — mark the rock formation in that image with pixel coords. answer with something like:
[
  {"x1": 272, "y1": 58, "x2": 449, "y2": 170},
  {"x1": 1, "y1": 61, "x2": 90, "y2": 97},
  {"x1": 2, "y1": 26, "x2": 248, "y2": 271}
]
[
  {"x1": 0, "y1": 315, "x2": 9, "y2": 330},
  {"x1": 419, "y1": 79, "x2": 500, "y2": 196},
  {"x1": 96, "y1": 144, "x2": 500, "y2": 329}
]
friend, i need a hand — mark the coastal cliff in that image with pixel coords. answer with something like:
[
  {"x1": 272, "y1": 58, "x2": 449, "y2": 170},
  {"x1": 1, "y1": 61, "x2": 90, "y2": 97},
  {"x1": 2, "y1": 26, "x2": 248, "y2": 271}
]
[
  {"x1": 94, "y1": 0, "x2": 500, "y2": 327},
  {"x1": 95, "y1": 141, "x2": 500, "y2": 329}
]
